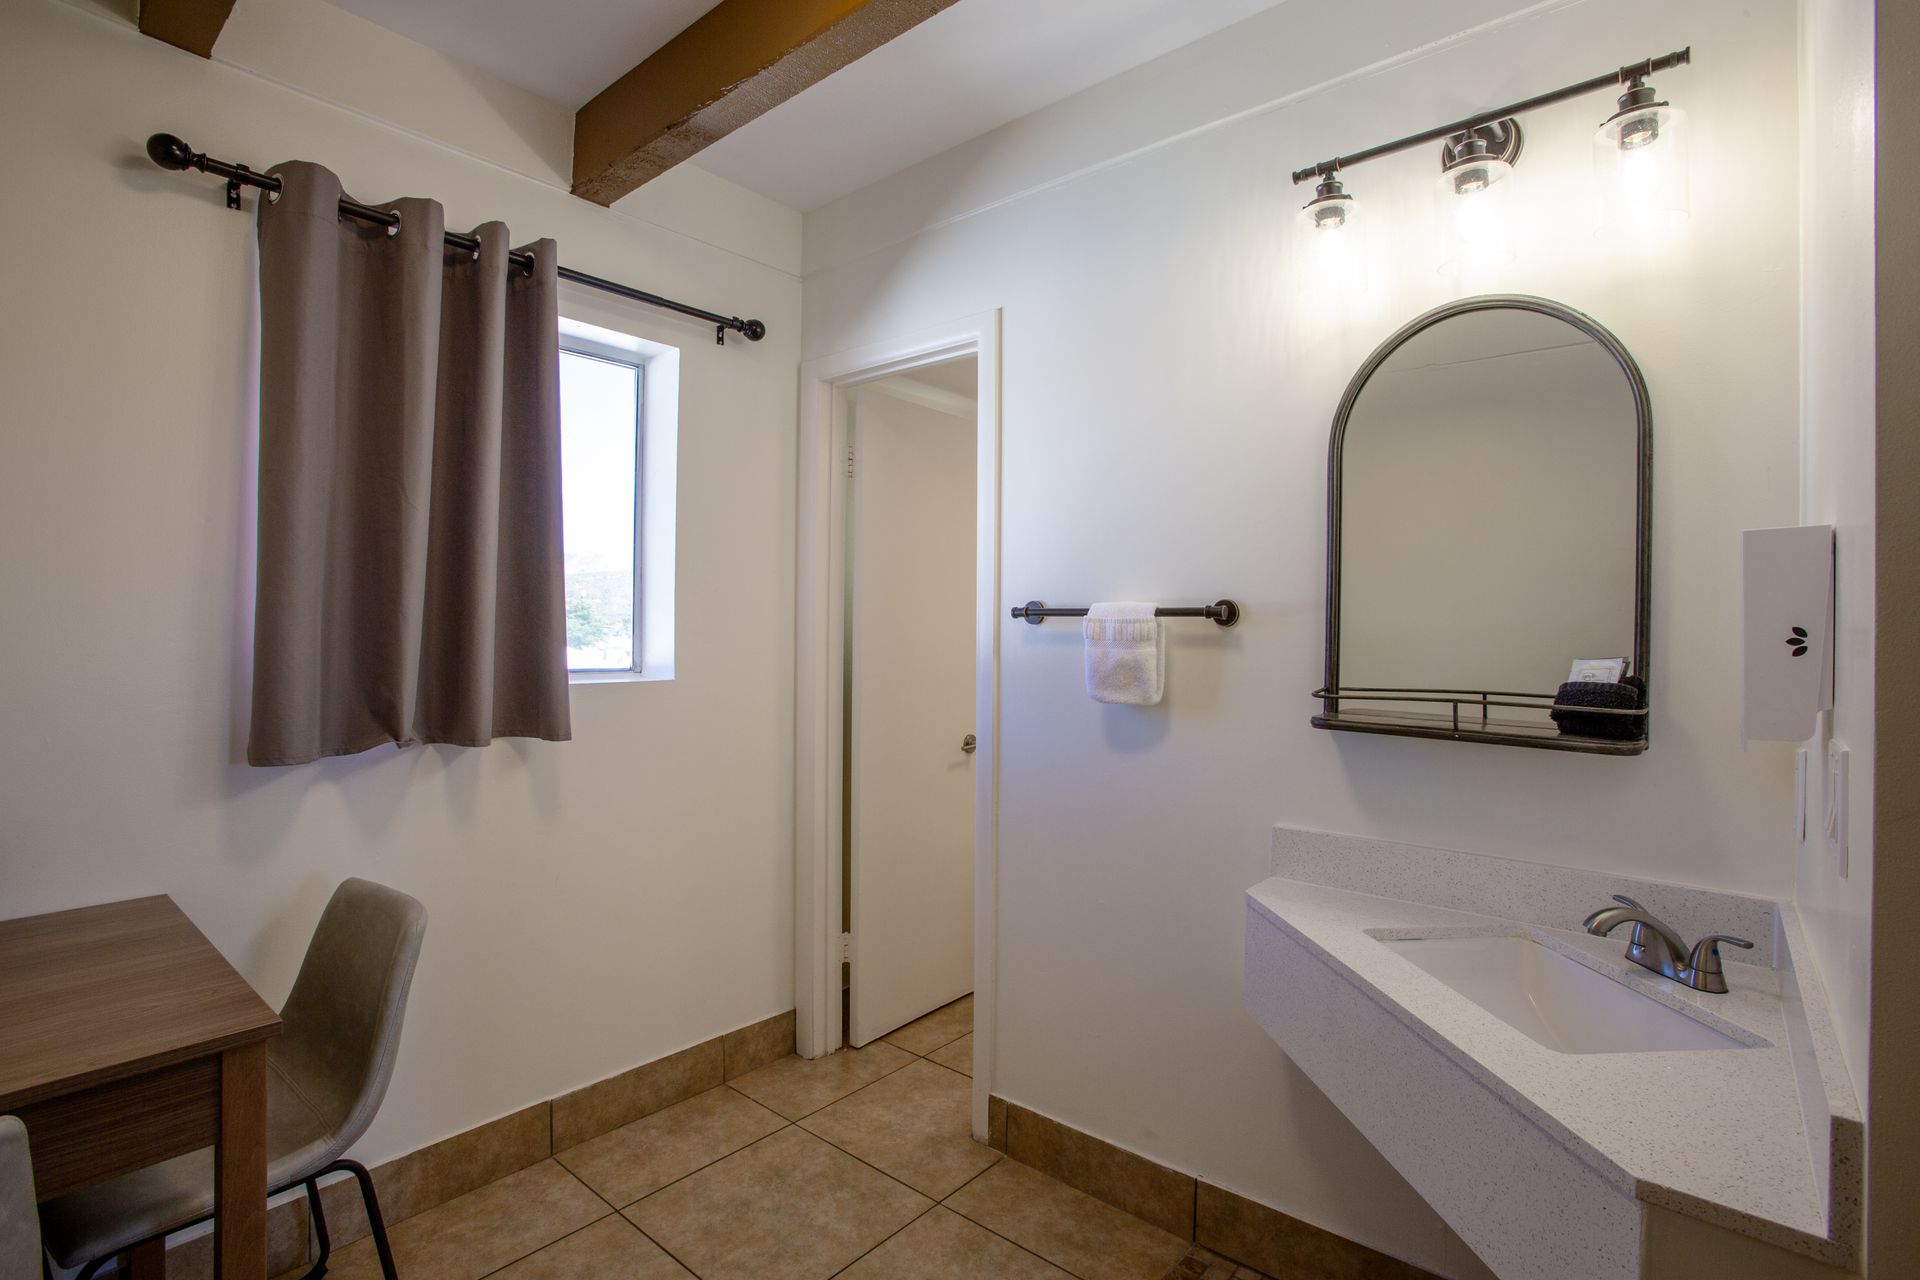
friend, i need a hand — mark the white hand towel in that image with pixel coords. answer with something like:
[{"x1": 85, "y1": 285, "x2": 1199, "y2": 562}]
[{"x1": 1084, "y1": 602, "x2": 1164, "y2": 705}]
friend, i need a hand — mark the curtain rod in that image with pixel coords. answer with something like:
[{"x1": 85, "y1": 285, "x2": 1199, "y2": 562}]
[
  {"x1": 146, "y1": 133, "x2": 767, "y2": 346},
  {"x1": 1290, "y1": 48, "x2": 1691, "y2": 184}
]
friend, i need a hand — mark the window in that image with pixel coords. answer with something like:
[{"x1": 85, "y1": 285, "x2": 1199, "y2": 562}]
[
  {"x1": 558, "y1": 317, "x2": 678, "y2": 680},
  {"x1": 560, "y1": 344, "x2": 640, "y2": 671}
]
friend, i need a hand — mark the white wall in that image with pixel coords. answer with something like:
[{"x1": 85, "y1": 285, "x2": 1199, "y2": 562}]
[
  {"x1": 803, "y1": 1, "x2": 1802, "y2": 1273},
  {"x1": 0, "y1": 0, "x2": 802, "y2": 1166},
  {"x1": 1794, "y1": 0, "x2": 1875, "y2": 1111}
]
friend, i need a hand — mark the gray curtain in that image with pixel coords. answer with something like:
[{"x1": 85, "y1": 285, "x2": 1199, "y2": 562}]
[{"x1": 248, "y1": 161, "x2": 571, "y2": 766}]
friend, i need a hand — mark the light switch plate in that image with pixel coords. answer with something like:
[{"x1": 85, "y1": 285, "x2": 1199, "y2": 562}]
[{"x1": 1825, "y1": 742, "x2": 1850, "y2": 876}]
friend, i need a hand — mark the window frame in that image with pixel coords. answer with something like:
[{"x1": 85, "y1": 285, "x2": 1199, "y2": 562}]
[{"x1": 558, "y1": 334, "x2": 646, "y2": 677}]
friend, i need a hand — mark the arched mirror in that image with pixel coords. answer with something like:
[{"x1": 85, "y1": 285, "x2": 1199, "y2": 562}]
[{"x1": 1315, "y1": 296, "x2": 1651, "y2": 755}]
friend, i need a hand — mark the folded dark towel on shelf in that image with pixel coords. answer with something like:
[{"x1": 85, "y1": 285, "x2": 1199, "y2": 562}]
[{"x1": 1551, "y1": 677, "x2": 1647, "y2": 741}]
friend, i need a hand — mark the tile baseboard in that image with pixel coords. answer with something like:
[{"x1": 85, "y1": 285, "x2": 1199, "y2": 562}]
[
  {"x1": 315, "y1": 1101, "x2": 552, "y2": 1247},
  {"x1": 1196, "y1": 1181, "x2": 1439, "y2": 1280},
  {"x1": 991, "y1": 1093, "x2": 1441, "y2": 1280},
  {"x1": 1003, "y1": 1099, "x2": 1193, "y2": 1238},
  {"x1": 723, "y1": 1010, "x2": 800, "y2": 1081},
  {"x1": 161, "y1": 1009, "x2": 796, "y2": 1273},
  {"x1": 552, "y1": 1040, "x2": 724, "y2": 1152}
]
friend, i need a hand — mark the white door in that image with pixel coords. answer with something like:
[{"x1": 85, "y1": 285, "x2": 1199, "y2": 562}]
[{"x1": 847, "y1": 378, "x2": 977, "y2": 1047}]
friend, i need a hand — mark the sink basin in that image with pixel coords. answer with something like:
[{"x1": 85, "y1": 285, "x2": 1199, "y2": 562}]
[{"x1": 1382, "y1": 933, "x2": 1748, "y2": 1054}]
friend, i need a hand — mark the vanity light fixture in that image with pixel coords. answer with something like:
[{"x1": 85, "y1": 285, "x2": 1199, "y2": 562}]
[{"x1": 1290, "y1": 48, "x2": 1690, "y2": 220}]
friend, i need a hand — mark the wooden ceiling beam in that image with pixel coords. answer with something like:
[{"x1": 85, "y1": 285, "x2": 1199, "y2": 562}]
[
  {"x1": 138, "y1": 0, "x2": 238, "y2": 58},
  {"x1": 572, "y1": 0, "x2": 960, "y2": 206}
]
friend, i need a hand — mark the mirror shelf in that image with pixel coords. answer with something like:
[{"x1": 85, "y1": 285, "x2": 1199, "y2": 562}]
[{"x1": 1311, "y1": 687, "x2": 1648, "y2": 756}]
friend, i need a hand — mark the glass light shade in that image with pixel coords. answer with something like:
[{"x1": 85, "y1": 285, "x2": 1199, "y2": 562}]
[
  {"x1": 1593, "y1": 104, "x2": 1689, "y2": 231},
  {"x1": 1294, "y1": 194, "x2": 1372, "y2": 296},
  {"x1": 1435, "y1": 165, "x2": 1515, "y2": 276}
]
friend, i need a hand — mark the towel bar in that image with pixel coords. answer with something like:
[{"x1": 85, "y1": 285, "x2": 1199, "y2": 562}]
[{"x1": 1012, "y1": 600, "x2": 1240, "y2": 627}]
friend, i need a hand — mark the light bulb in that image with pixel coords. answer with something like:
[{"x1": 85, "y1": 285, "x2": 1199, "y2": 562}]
[
  {"x1": 1597, "y1": 79, "x2": 1680, "y2": 154},
  {"x1": 1437, "y1": 124, "x2": 1518, "y2": 204},
  {"x1": 1310, "y1": 202, "x2": 1348, "y2": 230},
  {"x1": 1618, "y1": 112, "x2": 1661, "y2": 149},
  {"x1": 1444, "y1": 157, "x2": 1513, "y2": 197}
]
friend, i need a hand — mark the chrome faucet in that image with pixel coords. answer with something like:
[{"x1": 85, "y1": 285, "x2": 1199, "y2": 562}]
[{"x1": 1582, "y1": 895, "x2": 1753, "y2": 994}]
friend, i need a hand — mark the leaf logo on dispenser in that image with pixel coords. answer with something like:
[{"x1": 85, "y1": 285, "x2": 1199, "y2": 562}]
[{"x1": 1785, "y1": 626, "x2": 1809, "y2": 658}]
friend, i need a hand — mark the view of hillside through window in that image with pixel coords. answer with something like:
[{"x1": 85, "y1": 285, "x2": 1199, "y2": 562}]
[{"x1": 559, "y1": 348, "x2": 640, "y2": 671}]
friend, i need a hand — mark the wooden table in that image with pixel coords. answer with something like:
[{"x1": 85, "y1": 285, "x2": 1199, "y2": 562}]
[{"x1": 0, "y1": 896, "x2": 282, "y2": 1278}]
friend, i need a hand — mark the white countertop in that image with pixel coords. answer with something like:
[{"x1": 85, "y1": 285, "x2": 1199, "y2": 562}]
[{"x1": 1246, "y1": 873, "x2": 1850, "y2": 1264}]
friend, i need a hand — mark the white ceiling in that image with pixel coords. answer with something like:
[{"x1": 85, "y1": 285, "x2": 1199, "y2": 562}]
[
  {"x1": 323, "y1": 0, "x2": 726, "y2": 109},
  {"x1": 323, "y1": 0, "x2": 1292, "y2": 211},
  {"x1": 695, "y1": 0, "x2": 1290, "y2": 211}
]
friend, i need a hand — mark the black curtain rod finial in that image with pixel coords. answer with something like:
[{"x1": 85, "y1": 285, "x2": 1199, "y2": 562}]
[
  {"x1": 1620, "y1": 45, "x2": 1690, "y2": 85},
  {"x1": 147, "y1": 133, "x2": 197, "y2": 172}
]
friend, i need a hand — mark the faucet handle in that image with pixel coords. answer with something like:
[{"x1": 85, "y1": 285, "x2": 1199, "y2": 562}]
[
  {"x1": 1611, "y1": 894, "x2": 1645, "y2": 910},
  {"x1": 1687, "y1": 934, "x2": 1755, "y2": 977}
]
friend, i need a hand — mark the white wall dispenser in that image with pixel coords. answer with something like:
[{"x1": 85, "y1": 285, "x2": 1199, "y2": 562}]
[{"x1": 1741, "y1": 525, "x2": 1835, "y2": 745}]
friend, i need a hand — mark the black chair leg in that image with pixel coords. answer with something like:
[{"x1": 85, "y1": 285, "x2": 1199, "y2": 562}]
[
  {"x1": 299, "y1": 1175, "x2": 331, "y2": 1280},
  {"x1": 320, "y1": 1159, "x2": 396, "y2": 1280}
]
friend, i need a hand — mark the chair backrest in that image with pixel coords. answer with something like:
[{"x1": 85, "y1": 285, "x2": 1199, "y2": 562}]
[
  {"x1": 0, "y1": 1116, "x2": 41, "y2": 1280},
  {"x1": 274, "y1": 879, "x2": 428, "y2": 1155}
]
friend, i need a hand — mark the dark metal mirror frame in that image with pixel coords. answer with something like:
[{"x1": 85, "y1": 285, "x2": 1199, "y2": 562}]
[{"x1": 1315, "y1": 294, "x2": 1653, "y2": 755}]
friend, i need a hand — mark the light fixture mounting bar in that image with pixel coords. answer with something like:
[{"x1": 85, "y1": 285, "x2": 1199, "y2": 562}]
[{"x1": 1290, "y1": 48, "x2": 1690, "y2": 184}]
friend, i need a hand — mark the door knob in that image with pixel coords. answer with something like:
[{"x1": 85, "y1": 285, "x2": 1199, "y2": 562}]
[{"x1": 962, "y1": 734, "x2": 977, "y2": 754}]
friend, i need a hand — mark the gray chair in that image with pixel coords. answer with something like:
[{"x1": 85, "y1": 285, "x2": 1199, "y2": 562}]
[
  {"x1": 39, "y1": 879, "x2": 427, "y2": 1280},
  {"x1": 2, "y1": 1117, "x2": 43, "y2": 1280}
]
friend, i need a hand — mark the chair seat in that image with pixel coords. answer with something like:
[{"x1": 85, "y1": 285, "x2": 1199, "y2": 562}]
[{"x1": 39, "y1": 1056, "x2": 336, "y2": 1267}]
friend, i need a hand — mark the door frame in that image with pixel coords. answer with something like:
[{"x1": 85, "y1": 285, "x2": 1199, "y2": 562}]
[{"x1": 794, "y1": 311, "x2": 1001, "y2": 1140}]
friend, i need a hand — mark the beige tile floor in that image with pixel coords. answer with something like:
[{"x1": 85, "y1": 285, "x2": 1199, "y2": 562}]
[{"x1": 287, "y1": 996, "x2": 1252, "y2": 1280}]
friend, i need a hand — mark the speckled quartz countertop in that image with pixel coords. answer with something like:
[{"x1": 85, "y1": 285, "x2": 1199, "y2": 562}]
[{"x1": 1245, "y1": 872, "x2": 1857, "y2": 1267}]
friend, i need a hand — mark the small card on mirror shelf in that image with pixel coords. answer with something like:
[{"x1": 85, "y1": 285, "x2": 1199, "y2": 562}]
[{"x1": 1566, "y1": 657, "x2": 1629, "y2": 685}]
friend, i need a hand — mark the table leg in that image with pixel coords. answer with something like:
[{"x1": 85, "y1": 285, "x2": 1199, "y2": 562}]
[
  {"x1": 213, "y1": 1042, "x2": 268, "y2": 1279},
  {"x1": 128, "y1": 1237, "x2": 166, "y2": 1279}
]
